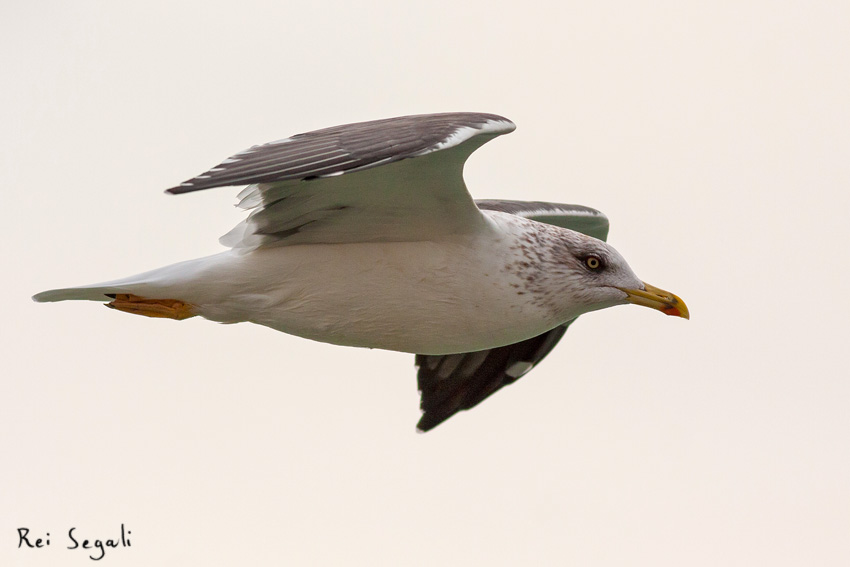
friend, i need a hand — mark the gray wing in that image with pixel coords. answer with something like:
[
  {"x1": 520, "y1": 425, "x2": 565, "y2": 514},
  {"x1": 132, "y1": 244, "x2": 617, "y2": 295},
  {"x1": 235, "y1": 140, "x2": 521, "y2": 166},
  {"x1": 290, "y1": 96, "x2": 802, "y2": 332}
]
[
  {"x1": 167, "y1": 112, "x2": 513, "y2": 193},
  {"x1": 476, "y1": 199, "x2": 609, "y2": 240},
  {"x1": 415, "y1": 200, "x2": 609, "y2": 432},
  {"x1": 165, "y1": 113, "x2": 515, "y2": 248}
]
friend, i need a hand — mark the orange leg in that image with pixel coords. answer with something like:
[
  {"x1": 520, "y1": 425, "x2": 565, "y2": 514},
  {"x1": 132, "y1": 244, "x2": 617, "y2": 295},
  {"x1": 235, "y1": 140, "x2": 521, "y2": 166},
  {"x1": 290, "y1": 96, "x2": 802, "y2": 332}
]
[{"x1": 105, "y1": 294, "x2": 196, "y2": 320}]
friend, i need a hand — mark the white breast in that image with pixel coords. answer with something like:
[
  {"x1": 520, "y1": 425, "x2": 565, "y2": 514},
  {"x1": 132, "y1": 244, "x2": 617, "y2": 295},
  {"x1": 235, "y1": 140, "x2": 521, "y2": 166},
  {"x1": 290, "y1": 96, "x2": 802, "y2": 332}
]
[{"x1": 188, "y1": 228, "x2": 562, "y2": 355}]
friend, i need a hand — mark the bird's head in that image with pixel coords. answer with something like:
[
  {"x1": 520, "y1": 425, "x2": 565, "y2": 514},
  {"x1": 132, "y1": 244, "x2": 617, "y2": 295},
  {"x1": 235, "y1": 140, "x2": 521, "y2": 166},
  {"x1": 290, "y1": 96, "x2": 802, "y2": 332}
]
[{"x1": 542, "y1": 230, "x2": 689, "y2": 321}]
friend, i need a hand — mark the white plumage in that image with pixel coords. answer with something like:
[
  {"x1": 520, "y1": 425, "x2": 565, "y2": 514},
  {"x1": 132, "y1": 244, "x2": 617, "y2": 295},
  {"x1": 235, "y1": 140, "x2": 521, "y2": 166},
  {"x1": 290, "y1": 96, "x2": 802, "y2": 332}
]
[{"x1": 34, "y1": 112, "x2": 688, "y2": 431}]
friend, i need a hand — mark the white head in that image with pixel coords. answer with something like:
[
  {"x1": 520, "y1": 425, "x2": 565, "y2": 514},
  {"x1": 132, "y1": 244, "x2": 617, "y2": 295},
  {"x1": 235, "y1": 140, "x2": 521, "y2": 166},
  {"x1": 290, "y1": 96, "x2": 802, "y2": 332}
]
[{"x1": 505, "y1": 223, "x2": 688, "y2": 323}]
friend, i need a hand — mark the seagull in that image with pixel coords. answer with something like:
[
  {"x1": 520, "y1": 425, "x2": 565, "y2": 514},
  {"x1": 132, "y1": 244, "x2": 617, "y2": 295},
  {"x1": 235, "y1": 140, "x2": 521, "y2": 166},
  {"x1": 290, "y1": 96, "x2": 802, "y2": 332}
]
[{"x1": 33, "y1": 112, "x2": 688, "y2": 431}]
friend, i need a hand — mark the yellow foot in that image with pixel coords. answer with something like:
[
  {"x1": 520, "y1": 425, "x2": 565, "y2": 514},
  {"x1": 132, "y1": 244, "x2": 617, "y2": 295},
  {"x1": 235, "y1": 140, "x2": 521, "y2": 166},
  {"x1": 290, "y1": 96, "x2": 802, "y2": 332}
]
[{"x1": 106, "y1": 294, "x2": 196, "y2": 320}]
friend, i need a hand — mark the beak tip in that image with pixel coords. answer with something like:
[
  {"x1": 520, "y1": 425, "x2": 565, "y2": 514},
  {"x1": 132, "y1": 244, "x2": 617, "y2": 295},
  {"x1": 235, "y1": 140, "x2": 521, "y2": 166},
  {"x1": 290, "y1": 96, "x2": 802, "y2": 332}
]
[
  {"x1": 668, "y1": 307, "x2": 690, "y2": 320},
  {"x1": 625, "y1": 282, "x2": 690, "y2": 320}
]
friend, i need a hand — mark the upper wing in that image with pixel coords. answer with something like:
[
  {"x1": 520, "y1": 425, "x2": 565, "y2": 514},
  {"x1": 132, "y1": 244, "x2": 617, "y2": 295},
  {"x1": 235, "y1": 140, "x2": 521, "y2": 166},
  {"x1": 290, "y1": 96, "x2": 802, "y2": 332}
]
[
  {"x1": 476, "y1": 199, "x2": 609, "y2": 241},
  {"x1": 415, "y1": 199, "x2": 610, "y2": 432},
  {"x1": 166, "y1": 112, "x2": 515, "y2": 248}
]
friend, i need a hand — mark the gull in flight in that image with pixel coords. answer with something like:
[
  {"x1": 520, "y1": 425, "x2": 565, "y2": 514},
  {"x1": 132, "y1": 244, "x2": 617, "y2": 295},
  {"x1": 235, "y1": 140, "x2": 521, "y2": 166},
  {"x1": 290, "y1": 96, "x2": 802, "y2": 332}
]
[{"x1": 34, "y1": 112, "x2": 688, "y2": 431}]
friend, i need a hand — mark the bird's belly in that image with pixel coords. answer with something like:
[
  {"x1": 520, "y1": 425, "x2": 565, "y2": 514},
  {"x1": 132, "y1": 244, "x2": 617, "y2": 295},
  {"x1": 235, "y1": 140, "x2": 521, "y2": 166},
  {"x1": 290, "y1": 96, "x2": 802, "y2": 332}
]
[{"x1": 194, "y1": 240, "x2": 558, "y2": 355}]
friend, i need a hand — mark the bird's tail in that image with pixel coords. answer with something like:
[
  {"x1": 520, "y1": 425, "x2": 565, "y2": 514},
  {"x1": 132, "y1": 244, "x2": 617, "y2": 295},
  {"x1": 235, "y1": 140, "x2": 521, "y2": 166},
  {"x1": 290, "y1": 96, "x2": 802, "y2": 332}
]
[
  {"x1": 33, "y1": 285, "x2": 135, "y2": 303},
  {"x1": 35, "y1": 266, "x2": 183, "y2": 304},
  {"x1": 33, "y1": 255, "x2": 229, "y2": 320},
  {"x1": 31, "y1": 253, "x2": 231, "y2": 319},
  {"x1": 32, "y1": 253, "x2": 233, "y2": 304}
]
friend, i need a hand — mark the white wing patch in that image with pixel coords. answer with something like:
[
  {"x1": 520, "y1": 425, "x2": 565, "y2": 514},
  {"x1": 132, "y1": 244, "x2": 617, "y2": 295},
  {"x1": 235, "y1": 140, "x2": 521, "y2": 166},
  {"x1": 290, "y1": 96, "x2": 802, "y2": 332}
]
[{"x1": 423, "y1": 119, "x2": 516, "y2": 154}]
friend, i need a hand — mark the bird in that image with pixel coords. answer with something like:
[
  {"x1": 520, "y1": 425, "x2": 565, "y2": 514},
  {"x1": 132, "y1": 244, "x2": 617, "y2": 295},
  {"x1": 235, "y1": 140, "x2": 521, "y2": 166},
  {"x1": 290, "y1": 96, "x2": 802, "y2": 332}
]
[{"x1": 33, "y1": 112, "x2": 688, "y2": 432}]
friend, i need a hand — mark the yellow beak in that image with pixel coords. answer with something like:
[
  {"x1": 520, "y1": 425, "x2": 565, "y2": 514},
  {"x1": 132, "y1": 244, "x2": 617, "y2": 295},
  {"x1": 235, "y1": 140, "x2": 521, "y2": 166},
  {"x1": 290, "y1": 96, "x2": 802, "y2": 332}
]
[{"x1": 618, "y1": 282, "x2": 689, "y2": 319}]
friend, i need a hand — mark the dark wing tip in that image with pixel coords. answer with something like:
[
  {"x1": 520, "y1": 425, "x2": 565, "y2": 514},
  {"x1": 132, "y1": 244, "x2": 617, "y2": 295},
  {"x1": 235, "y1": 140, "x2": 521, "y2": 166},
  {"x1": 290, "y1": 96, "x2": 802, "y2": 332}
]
[
  {"x1": 164, "y1": 184, "x2": 197, "y2": 195},
  {"x1": 414, "y1": 325, "x2": 572, "y2": 432}
]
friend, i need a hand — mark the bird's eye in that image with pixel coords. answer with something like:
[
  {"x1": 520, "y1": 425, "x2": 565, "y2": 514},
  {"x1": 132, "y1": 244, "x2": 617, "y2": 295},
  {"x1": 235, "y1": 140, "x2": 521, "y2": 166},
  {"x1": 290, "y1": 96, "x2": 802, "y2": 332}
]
[{"x1": 585, "y1": 256, "x2": 602, "y2": 270}]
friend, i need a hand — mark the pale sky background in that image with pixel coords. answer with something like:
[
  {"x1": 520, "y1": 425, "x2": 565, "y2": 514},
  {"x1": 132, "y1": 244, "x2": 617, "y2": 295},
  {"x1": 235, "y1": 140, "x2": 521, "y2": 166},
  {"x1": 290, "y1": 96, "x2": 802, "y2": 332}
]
[{"x1": 2, "y1": 1, "x2": 849, "y2": 565}]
